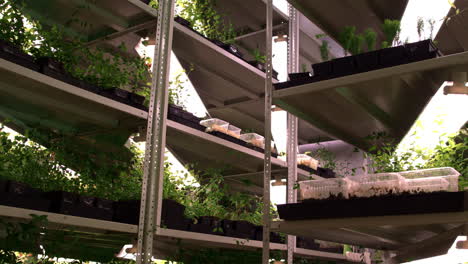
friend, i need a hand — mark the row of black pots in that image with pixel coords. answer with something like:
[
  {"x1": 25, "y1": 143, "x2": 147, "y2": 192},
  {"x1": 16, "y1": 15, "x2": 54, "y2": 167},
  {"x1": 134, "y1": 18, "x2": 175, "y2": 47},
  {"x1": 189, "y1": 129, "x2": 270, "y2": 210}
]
[
  {"x1": 275, "y1": 39, "x2": 441, "y2": 90},
  {"x1": 0, "y1": 39, "x2": 147, "y2": 110},
  {"x1": 298, "y1": 165, "x2": 336, "y2": 178},
  {"x1": 0, "y1": 179, "x2": 113, "y2": 220},
  {"x1": 171, "y1": 15, "x2": 280, "y2": 79}
]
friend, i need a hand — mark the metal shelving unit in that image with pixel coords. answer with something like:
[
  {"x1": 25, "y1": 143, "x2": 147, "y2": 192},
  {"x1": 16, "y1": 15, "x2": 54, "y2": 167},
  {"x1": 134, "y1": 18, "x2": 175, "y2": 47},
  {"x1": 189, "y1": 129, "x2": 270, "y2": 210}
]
[
  {"x1": 0, "y1": 0, "x2": 351, "y2": 263},
  {"x1": 267, "y1": 2, "x2": 468, "y2": 264},
  {"x1": 273, "y1": 51, "x2": 468, "y2": 151}
]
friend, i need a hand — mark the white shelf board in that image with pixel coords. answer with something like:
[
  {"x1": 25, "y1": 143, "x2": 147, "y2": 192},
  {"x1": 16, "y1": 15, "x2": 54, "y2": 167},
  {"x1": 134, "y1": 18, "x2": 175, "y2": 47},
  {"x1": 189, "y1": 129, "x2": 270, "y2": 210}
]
[{"x1": 273, "y1": 52, "x2": 468, "y2": 150}]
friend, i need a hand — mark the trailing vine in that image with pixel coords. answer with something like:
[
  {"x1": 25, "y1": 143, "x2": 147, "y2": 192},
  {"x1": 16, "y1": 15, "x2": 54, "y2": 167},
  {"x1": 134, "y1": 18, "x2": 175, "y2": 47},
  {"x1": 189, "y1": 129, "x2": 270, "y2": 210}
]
[{"x1": 175, "y1": 0, "x2": 238, "y2": 42}]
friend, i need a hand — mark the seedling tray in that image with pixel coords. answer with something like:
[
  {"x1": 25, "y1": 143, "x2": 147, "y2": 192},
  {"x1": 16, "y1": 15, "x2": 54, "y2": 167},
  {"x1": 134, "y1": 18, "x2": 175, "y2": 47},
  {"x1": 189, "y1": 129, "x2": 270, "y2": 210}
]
[{"x1": 278, "y1": 191, "x2": 468, "y2": 221}]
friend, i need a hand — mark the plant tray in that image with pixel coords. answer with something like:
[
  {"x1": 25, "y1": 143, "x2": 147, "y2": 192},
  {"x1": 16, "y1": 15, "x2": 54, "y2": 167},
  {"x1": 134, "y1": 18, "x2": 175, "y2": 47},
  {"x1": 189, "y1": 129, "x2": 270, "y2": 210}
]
[
  {"x1": 0, "y1": 181, "x2": 51, "y2": 211},
  {"x1": 275, "y1": 40, "x2": 441, "y2": 90},
  {"x1": 278, "y1": 191, "x2": 468, "y2": 221},
  {"x1": 0, "y1": 40, "x2": 39, "y2": 72}
]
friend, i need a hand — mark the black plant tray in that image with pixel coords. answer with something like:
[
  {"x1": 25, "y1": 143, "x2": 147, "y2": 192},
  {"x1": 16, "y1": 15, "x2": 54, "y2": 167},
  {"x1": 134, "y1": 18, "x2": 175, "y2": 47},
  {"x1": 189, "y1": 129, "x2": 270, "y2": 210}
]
[
  {"x1": 113, "y1": 200, "x2": 140, "y2": 225},
  {"x1": 46, "y1": 191, "x2": 113, "y2": 221},
  {"x1": 298, "y1": 164, "x2": 318, "y2": 175},
  {"x1": 99, "y1": 88, "x2": 131, "y2": 104},
  {"x1": 297, "y1": 237, "x2": 320, "y2": 250},
  {"x1": 0, "y1": 40, "x2": 39, "y2": 72},
  {"x1": 278, "y1": 191, "x2": 468, "y2": 221},
  {"x1": 232, "y1": 220, "x2": 255, "y2": 239},
  {"x1": 253, "y1": 226, "x2": 285, "y2": 243},
  {"x1": 189, "y1": 216, "x2": 223, "y2": 235},
  {"x1": 278, "y1": 40, "x2": 441, "y2": 90},
  {"x1": 161, "y1": 199, "x2": 189, "y2": 230},
  {"x1": 0, "y1": 193, "x2": 50, "y2": 211},
  {"x1": 248, "y1": 145, "x2": 278, "y2": 158},
  {"x1": 0, "y1": 180, "x2": 50, "y2": 211},
  {"x1": 317, "y1": 167, "x2": 336, "y2": 178}
]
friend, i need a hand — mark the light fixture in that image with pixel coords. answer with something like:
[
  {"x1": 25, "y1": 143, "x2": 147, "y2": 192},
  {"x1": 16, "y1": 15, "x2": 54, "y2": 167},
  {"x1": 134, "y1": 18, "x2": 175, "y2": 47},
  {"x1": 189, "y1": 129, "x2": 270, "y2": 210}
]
[
  {"x1": 444, "y1": 72, "x2": 468, "y2": 95},
  {"x1": 274, "y1": 33, "x2": 288, "y2": 43}
]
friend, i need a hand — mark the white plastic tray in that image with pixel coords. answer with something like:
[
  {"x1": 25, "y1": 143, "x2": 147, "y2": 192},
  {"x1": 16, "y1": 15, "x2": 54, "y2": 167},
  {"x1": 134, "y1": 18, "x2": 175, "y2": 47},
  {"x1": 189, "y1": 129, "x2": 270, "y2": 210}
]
[{"x1": 399, "y1": 167, "x2": 460, "y2": 192}]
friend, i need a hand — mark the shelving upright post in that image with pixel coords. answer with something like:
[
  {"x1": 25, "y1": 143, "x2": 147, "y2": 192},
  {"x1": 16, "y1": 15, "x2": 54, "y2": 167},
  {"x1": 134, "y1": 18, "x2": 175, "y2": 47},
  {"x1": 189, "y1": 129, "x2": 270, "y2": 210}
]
[
  {"x1": 137, "y1": 0, "x2": 175, "y2": 263},
  {"x1": 286, "y1": 5, "x2": 299, "y2": 264},
  {"x1": 262, "y1": 0, "x2": 274, "y2": 263}
]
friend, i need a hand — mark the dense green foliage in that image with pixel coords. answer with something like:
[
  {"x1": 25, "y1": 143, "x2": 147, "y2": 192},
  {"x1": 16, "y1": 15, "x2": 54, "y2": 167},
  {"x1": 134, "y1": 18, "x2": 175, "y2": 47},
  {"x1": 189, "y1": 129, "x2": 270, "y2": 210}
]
[
  {"x1": 175, "y1": 0, "x2": 238, "y2": 42},
  {"x1": 0, "y1": 0, "x2": 151, "y2": 94}
]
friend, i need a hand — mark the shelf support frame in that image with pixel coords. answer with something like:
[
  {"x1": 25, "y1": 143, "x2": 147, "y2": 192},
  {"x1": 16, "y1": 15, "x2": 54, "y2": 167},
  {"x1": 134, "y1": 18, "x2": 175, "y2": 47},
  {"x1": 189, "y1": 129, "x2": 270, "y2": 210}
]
[
  {"x1": 136, "y1": 0, "x2": 175, "y2": 263},
  {"x1": 262, "y1": 0, "x2": 273, "y2": 263},
  {"x1": 286, "y1": 4, "x2": 299, "y2": 264}
]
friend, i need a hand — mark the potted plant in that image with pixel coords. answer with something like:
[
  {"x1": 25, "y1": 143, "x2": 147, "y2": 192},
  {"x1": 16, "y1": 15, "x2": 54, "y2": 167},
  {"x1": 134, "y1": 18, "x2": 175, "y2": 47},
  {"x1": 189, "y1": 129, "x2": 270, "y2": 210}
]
[
  {"x1": 248, "y1": 48, "x2": 266, "y2": 72},
  {"x1": 311, "y1": 34, "x2": 333, "y2": 78}
]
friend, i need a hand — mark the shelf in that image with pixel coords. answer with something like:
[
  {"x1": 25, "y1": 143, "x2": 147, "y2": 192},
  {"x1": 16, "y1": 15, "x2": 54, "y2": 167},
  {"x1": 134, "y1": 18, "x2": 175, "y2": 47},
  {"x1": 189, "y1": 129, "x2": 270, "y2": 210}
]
[
  {"x1": 272, "y1": 191, "x2": 468, "y2": 261},
  {"x1": 0, "y1": 58, "x2": 146, "y2": 161},
  {"x1": 166, "y1": 119, "x2": 322, "y2": 194},
  {"x1": 0, "y1": 205, "x2": 348, "y2": 261},
  {"x1": 273, "y1": 52, "x2": 468, "y2": 151},
  {"x1": 20, "y1": 0, "x2": 154, "y2": 56},
  {"x1": 287, "y1": 0, "x2": 409, "y2": 45},
  {"x1": 434, "y1": 0, "x2": 468, "y2": 56}
]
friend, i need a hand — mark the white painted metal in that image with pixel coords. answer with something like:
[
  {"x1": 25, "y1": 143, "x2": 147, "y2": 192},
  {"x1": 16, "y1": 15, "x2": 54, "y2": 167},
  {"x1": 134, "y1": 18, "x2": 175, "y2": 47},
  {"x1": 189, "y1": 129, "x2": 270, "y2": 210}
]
[
  {"x1": 137, "y1": 0, "x2": 175, "y2": 263},
  {"x1": 286, "y1": 4, "x2": 299, "y2": 264},
  {"x1": 273, "y1": 51, "x2": 468, "y2": 99},
  {"x1": 262, "y1": 0, "x2": 273, "y2": 263},
  {"x1": 0, "y1": 58, "x2": 147, "y2": 120}
]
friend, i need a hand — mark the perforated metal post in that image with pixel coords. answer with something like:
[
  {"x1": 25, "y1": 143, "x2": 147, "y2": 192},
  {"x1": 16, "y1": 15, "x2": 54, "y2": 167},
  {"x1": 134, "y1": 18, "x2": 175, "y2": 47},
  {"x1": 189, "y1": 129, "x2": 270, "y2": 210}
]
[
  {"x1": 137, "y1": 1, "x2": 175, "y2": 263},
  {"x1": 262, "y1": 0, "x2": 273, "y2": 263},
  {"x1": 286, "y1": 4, "x2": 299, "y2": 264}
]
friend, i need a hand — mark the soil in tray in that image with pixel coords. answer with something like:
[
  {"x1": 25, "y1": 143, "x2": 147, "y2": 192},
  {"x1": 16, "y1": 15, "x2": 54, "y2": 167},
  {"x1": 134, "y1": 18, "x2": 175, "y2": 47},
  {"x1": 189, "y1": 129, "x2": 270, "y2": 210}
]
[
  {"x1": 0, "y1": 40, "x2": 40, "y2": 71},
  {"x1": 278, "y1": 191, "x2": 468, "y2": 221},
  {"x1": 0, "y1": 181, "x2": 50, "y2": 211}
]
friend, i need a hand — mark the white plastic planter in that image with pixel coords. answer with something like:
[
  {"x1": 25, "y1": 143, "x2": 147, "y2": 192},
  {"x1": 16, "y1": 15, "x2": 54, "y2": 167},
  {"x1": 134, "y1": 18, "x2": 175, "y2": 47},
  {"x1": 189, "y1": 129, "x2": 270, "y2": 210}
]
[
  {"x1": 199, "y1": 118, "x2": 229, "y2": 133},
  {"x1": 399, "y1": 167, "x2": 460, "y2": 192},
  {"x1": 226, "y1": 124, "x2": 241, "y2": 138},
  {"x1": 240, "y1": 133, "x2": 265, "y2": 148},
  {"x1": 298, "y1": 178, "x2": 355, "y2": 200},
  {"x1": 296, "y1": 154, "x2": 318, "y2": 170},
  {"x1": 350, "y1": 173, "x2": 405, "y2": 198},
  {"x1": 404, "y1": 177, "x2": 450, "y2": 194}
]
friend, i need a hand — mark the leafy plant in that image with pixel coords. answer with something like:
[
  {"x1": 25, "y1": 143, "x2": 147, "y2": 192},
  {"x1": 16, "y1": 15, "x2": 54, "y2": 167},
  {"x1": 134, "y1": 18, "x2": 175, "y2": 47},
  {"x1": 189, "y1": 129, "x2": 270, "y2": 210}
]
[
  {"x1": 175, "y1": 0, "x2": 238, "y2": 43},
  {"x1": 417, "y1": 17, "x2": 425, "y2": 40},
  {"x1": 427, "y1": 18, "x2": 436, "y2": 40},
  {"x1": 250, "y1": 48, "x2": 266, "y2": 64},
  {"x1": 381, "y1": 19, "x2": 401, "y2": 48},
  {"x1": 338, "y1": 26, "x2": 356, "y2": 55},
  {"x1": 316, "y1": 34, "x2": 329, "y2": 61},
  {"x1": 363, "y1": 28, "x2": 377, "y2": 51}
]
